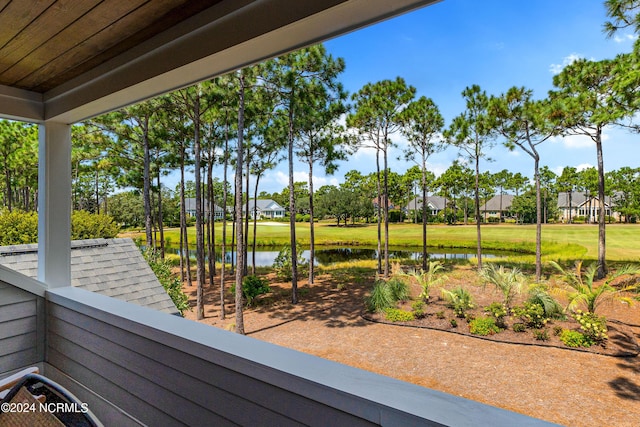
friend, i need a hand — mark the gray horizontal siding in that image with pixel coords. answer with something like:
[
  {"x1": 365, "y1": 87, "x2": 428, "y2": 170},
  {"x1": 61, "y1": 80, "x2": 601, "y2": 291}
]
[
  {"x1": 46, "y1": 287, "x2": 555, "y2": 427},
  {"x1": 0, "y1": 282, "x2": 45, "y2": 374},
  {"x1": 47, "y1": 303, "x2": 370, "y2": 426}
]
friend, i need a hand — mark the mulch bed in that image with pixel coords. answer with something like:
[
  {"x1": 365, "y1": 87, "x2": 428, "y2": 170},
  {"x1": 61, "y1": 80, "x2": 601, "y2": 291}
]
[{"x1": 184, "y1": 265, "x2": 640, "y2": 427}]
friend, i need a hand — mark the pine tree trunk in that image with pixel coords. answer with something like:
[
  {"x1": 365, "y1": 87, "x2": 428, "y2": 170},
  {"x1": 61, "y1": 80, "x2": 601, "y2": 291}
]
[
  {"x1": 207, "y1": 158, "x2": 215, "y2": 289},
  {"x1": 596, "y1": 132, "x2": 607, "y2": 278},
  {"x1": 375, "y1": 149, "x2": 382, "y2": 275},
  {"x1": 421, "y1": 157, "x2": 428, "y2": 271},
  {"x1": 142, "y1": 116, "x2": 153, "y2": 252},
  {"x1": 383, "y1": 144, "x2": 390, "y2": 278},
  {"x1": 235, "y1": 71, "x2": 246, "y2": 334},
  {"x1": 252, "y1": 175, "x2": 261, "y2": 275},
  {"x1": 474, "y1": 152, "x2": 482, "y2": 272},
  {"x1": 194, "y1": 91, "x2": 206, "y2": 320},
  {"x1": 288, "y1": 100, "x2": 298, "y2": 304},
  {"x1": 534, "y1": 156, "x2": 542, "y2": 281},
  {"x1": 220, "y1": 129, "x2": 229, "y2": 320},
  {"x1": 308, "y1": 159, "x2": 315, "y2": 284},
  {"x1": 156, "y1": 171, "x2": 165, "y2": 259}
]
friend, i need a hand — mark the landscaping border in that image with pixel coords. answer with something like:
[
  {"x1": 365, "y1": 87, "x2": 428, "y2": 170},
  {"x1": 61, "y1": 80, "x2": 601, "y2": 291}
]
[{"x1": 360, "y1": 312, "x2": 640, "y2": 357}]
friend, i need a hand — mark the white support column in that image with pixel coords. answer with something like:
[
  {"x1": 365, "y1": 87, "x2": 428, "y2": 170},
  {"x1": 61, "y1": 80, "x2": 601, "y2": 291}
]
[{"x1": 37, "y1": 121, "x2": 72, "y2": 288}]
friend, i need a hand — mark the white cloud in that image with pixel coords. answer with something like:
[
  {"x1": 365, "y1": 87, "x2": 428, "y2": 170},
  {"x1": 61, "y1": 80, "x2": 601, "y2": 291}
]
[
  {"x1": 549, "y1": 53, "x2": 584, "y2": 74},
  {"x1": 549, "y1": 127, "x2": 612, "y2": 149},
  {"x1": 576, "y1": 163, "x2": 594, "y2": 172},
  {"x1": 266, "y1": 170, "x2": 339, "y2": 191},
  {"x1": 614, "y1": 34, "x2": 638, "y2": 43},
  {"x1": 550, "y1": 134, "x2": 593, "y2": 149}
]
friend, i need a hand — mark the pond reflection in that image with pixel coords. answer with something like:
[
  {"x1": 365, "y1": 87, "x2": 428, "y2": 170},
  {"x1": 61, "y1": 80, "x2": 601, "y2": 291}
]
[{"x1": 166, "y1": 245, "x2": 520, "y2": 267}]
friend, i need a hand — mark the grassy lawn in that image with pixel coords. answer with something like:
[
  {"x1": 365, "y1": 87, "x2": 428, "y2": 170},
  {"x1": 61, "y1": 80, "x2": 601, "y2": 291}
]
[{"x1": 121, "y1": 222, "x2": 640, "y2": 263}]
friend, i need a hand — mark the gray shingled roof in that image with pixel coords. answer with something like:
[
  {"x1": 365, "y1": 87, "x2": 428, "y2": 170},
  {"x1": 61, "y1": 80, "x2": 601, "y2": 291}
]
[
  {"x1": 557, "y1": 192, "x2": 620, "y2": 208},
  {"x1": 479, "y1": 195, "x2": 515, "y2": 212},
  {"x1": 406, "y1": 196, "x2": 447, "y2": 211},
  {"x1": 184, "y1": 198, "x2": 224, "y2": 213},
  {"x1": 245, "y1": 199, "x2": 285, "y2": 212},
  {"x1": 0, "y1": 238, "x2": 179, "y2": 315}
]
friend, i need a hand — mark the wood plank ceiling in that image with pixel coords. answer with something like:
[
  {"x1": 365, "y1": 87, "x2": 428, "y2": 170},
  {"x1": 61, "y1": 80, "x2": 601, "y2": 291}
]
[{"x1": 0, "y1": 0, "x2": 220, "y2": 93}]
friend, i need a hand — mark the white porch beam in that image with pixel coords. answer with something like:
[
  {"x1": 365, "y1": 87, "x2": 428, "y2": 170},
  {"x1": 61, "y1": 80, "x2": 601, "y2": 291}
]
[
  {"x1": 37, "y1": 122, "x2": 72, "y2": 288},
  {"x1": 0, "y1": 84, "x2": 44, "y2": 123}
]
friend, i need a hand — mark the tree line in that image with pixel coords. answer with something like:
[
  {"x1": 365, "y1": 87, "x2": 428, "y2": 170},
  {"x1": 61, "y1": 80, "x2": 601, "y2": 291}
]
[{"x1": 0, "y1": 0, "x2": 638, "y2": 332}]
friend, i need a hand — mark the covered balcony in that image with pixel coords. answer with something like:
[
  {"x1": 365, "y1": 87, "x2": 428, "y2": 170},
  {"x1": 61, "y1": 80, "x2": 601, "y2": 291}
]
[{"x1": 0, "y1": 1, "x2": 553, "y2": 425}]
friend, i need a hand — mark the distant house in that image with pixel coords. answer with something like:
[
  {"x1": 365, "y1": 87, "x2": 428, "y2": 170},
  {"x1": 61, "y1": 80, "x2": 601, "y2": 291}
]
[
  {"x1": 372, "y1": 196, "x2": 400, "y2": 210},
  {"x1": 557, "y1": 192, "x2": 621, "y2": 223},
  {"x1": 185, "y1": 198, "x2": 225, "y2": 220},
  {"x1": 244, "y1": 199, "x2": 286, "y2": 219},
  {"x1": 406, "y1": 196, "x2": 447, "y2": 217},
  {"x1": 0, "y1": 238, "x2": 180, "y2": 315},
  {"x1": 479, "y1": 195, "x2": 515, "y2": 221}
]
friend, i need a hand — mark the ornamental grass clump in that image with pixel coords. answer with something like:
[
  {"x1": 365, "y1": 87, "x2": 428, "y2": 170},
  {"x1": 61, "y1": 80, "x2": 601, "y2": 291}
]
[
  {"x1": 386, "y1": 276, "x2": 411, "y2": 302},
  {"x1": 365, "y1": 280, "x2": 394, "y2": 313}
]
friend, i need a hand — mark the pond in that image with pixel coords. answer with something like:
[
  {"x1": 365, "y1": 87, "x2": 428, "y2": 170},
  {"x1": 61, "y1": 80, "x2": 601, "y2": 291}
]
[{"x1": 165, "y1": 245, "x2": 522, "y2": 267}]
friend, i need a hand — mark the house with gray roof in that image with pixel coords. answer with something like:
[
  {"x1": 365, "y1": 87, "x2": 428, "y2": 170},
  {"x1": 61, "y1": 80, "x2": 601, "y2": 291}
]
[
  {"x1": 479, "y1": 195, "x2": 515, "y2": 222},
  {"x1": 557, "y1": 192, "x2": 621, "y2": 223},
  {"x1": 406, "y1": 196, "x2": 447, "y2": 216},
  {"x1": 0, "y1": 238, "x2": 179, "y2": 315},
  {"x1": 244, "y1": 199, "x2": 286, "y2": 219},
  {"x1": 184, "y1": 198, "x2": 225, "y2": 220}
]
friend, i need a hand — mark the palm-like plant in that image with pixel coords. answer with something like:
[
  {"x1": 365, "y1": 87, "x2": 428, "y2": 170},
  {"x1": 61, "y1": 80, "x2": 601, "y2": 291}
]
[
  {"x1": 441, "y1": 286, "x2": 474, "y2": 318},
  {"x1": 406, "y1": 261, "x2": 447, "y2": 302},
  {"x1": 527, "y1": 284, "x2": 564, "y2": 319},
  {"x1": 550, "y1": 261, "x2": 640, "y2": 313},
  {"x1": 479, "y1": 264, "x2": 525, "y2": 308}
]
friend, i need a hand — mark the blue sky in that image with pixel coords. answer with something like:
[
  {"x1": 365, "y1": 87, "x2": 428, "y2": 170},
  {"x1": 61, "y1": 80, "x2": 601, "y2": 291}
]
[{"x1": 254, "y1": 0, "x2": 639, "y2": 195}]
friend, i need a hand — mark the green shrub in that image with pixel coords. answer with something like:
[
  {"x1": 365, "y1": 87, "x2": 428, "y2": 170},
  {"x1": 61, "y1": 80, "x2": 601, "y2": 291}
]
[
  {"x1": 273, "y1": 243, "x2": 308, "y2": 281},
  {"x1": 485, "y1": 302, "x2": 508, "y2": 328},
  {"x1": 142, "y1": 249, "x2": 190, "y2": 316},
  {"x1": 366, "y1": 281, "x2": 394, "y2": 313},
  {"x1": 533, "y1": 328, "x2": 550, "y2": 341},
  {"x1": 512, "y1": 301, "x2": 548, "y2": 329},
  {"x1": 388, "y1": 209, "x2": 403, "y2": 223},
  {"x1": 387, "y1": 277, "x2": 410, "y2": 302},
  {"x1": 450, "y1": 319, "x2": 458, "y2": 328},
  {"x1": 573, "y1": 310, "x2": 608, "y2": 343},
  {"x1": 71, "y1": 210, "x2": 120, "y2": 239},
  {"x1": 560, "y1": 329, "x2": 592, "y2": 348},
  {"x1": 512, "y1": 322, "x2": 526, "y2": 332},
  {"x1": 411, "y1": 300, "x2": 425, "y2": 319},
  {"x1": 0, "y1": 209, "x2": 38, "y2": 244},
  {"x1": 435, "y1": 311, "x2": 445, "y2": 319},
  {"x1": 384, "y1": 308, "x2": 415, "y2": 322},
  {"x1": 469, "y1": 316, "x2": 501, "y2": 336},
  {"x1": 231, "y1": 275, "x2": 271, "y2": 306},
  {"x1": 441, "y1": 287, "x2": 474, "y2": 318}
]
